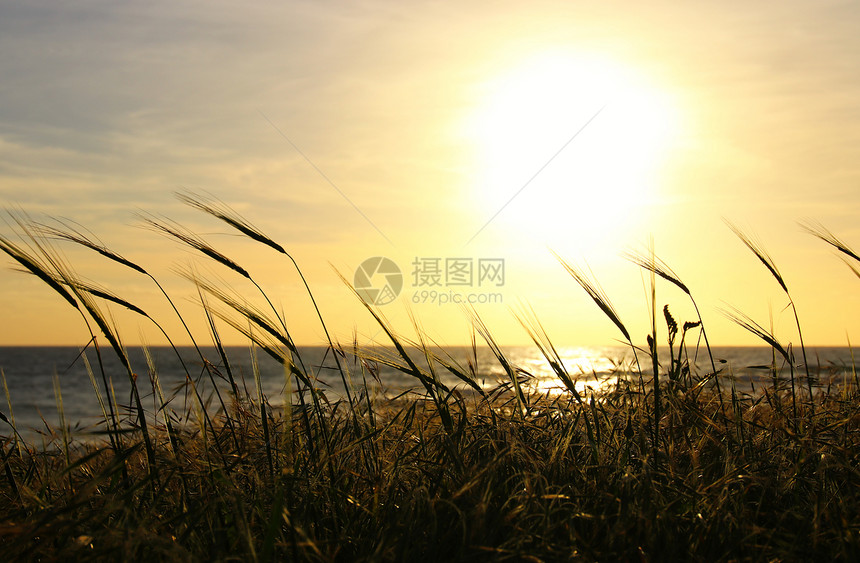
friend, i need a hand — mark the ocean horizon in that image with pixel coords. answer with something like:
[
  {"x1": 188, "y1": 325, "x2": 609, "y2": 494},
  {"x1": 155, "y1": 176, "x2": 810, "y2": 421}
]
[{"x1": 1, "y1": 345, "x2": 856, "y2": 441}]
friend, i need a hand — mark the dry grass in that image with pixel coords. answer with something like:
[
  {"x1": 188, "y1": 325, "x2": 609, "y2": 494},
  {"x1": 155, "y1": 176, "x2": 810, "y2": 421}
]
[{"x1": 2, "y1": 198, "x2": 860, "y2": 561}]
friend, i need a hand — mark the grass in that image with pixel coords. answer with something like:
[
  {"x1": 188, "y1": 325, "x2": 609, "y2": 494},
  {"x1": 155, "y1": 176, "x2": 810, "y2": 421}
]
[{"x1": 2, "y1": 197, "x2": 860, "y2": 561}]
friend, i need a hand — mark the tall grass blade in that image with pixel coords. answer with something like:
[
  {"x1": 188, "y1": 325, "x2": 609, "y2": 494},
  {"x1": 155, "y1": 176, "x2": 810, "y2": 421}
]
[
  {"x1": 81, "y1": 352, "x2": 113, "y2": 443},
  {"x1": 338, "y1": 271, "x2": 446, "y2": 392},
  {"x1": 801, "y1": 221, "x2": 860, "y2": 264},
  {"x1": 471, "y1": 309, "x2": 525, "y2": 417},
  {"x1": 728, "y1": 221, "x2": 813, "y2": 414},
  {"x1": 176, "y1": 191, "x2": 289, "y2": 255},
  {"x1": 725, "y1": 221, "x2": 788, "y2": 293},
  {"x1": 52, "y1": 373, "x2": 71, "y2": 483},
  {"x1": 647, "y1": 241, "x2": 660, "y2": 452},
  {"x1": 1, "y1": 220, "x2": 127, "y2": 455},
  {"x1": 177, "y1": 192, "x2": 351, "y2": 416},
  {"x1": 557, "y1": 254, "x2": 631, "y2": 342},
  {"x1": 0, "y1": 238, "x2": 79, "y2": 310},
  {"x1": 37, "y1": 220, "x2": 148, "y2": 275},
  {"x1": 626, "y1": 251, "x2": 717, "y2": 369},
  {"x1": 251, "y1": 343, "x2": 275, "y2": 477},
  {"x1": 723, "y1": 306, "x2": 798, "y2": 422},
  {"x1": 1, "y1": 368, "x2": 24, "y2": 458},
  {"x1": 141, "y1": 215, "x2": 251, "y2": 279},
  {"x1": 625, "y1": 250, "x2": 690, "y2": 296},
  {"x1": 556, "y1": 253, "x2": 643, "y2": 383},
  {"x1": 516, "y1": 305, "x2": 584, "y2": 404}
]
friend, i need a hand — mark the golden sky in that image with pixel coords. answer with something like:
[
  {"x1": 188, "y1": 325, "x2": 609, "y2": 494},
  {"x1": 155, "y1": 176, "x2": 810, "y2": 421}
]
[{"x1": 1, "y1": 0, "x2": 859, "y2": 348}]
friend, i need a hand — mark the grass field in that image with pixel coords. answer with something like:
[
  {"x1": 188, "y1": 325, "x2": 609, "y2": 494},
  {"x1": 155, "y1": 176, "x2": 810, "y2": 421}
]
[{"x1": 2, "y1": 195, "x2": 860, "y2": 561}]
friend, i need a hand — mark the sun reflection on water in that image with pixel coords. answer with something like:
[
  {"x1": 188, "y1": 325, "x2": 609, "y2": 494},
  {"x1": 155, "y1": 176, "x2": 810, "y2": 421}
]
[{"x1": 476, "y1": 345, "x2": 639, "y2": 399}]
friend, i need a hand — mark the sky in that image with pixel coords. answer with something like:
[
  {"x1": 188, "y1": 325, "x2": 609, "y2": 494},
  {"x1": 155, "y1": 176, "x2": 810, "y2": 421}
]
[{"x1": 1, "y1": 0, "x2": 859, "y2": 350}]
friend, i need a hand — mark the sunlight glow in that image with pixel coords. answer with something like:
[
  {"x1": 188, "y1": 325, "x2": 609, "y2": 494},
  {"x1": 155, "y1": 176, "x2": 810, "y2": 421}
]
[{"x1": 465, "y1": 52, "x2": 682, "y2": 248}]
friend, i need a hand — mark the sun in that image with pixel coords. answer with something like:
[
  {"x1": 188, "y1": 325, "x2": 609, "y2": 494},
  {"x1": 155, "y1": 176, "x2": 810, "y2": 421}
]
[{"x1": 464, "y1": 51, "x2": 681, "y2": 249}]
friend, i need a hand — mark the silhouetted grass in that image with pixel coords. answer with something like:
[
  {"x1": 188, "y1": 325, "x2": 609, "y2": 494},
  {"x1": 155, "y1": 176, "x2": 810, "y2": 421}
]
[{"x1": 2, "y1": 202, "x2": 860, "y2": 561}]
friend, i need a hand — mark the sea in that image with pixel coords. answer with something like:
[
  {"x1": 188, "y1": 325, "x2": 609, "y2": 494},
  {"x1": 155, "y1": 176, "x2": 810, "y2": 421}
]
[{"x1": 1, "y1": 345, "x2": 857, "y2": 442}]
